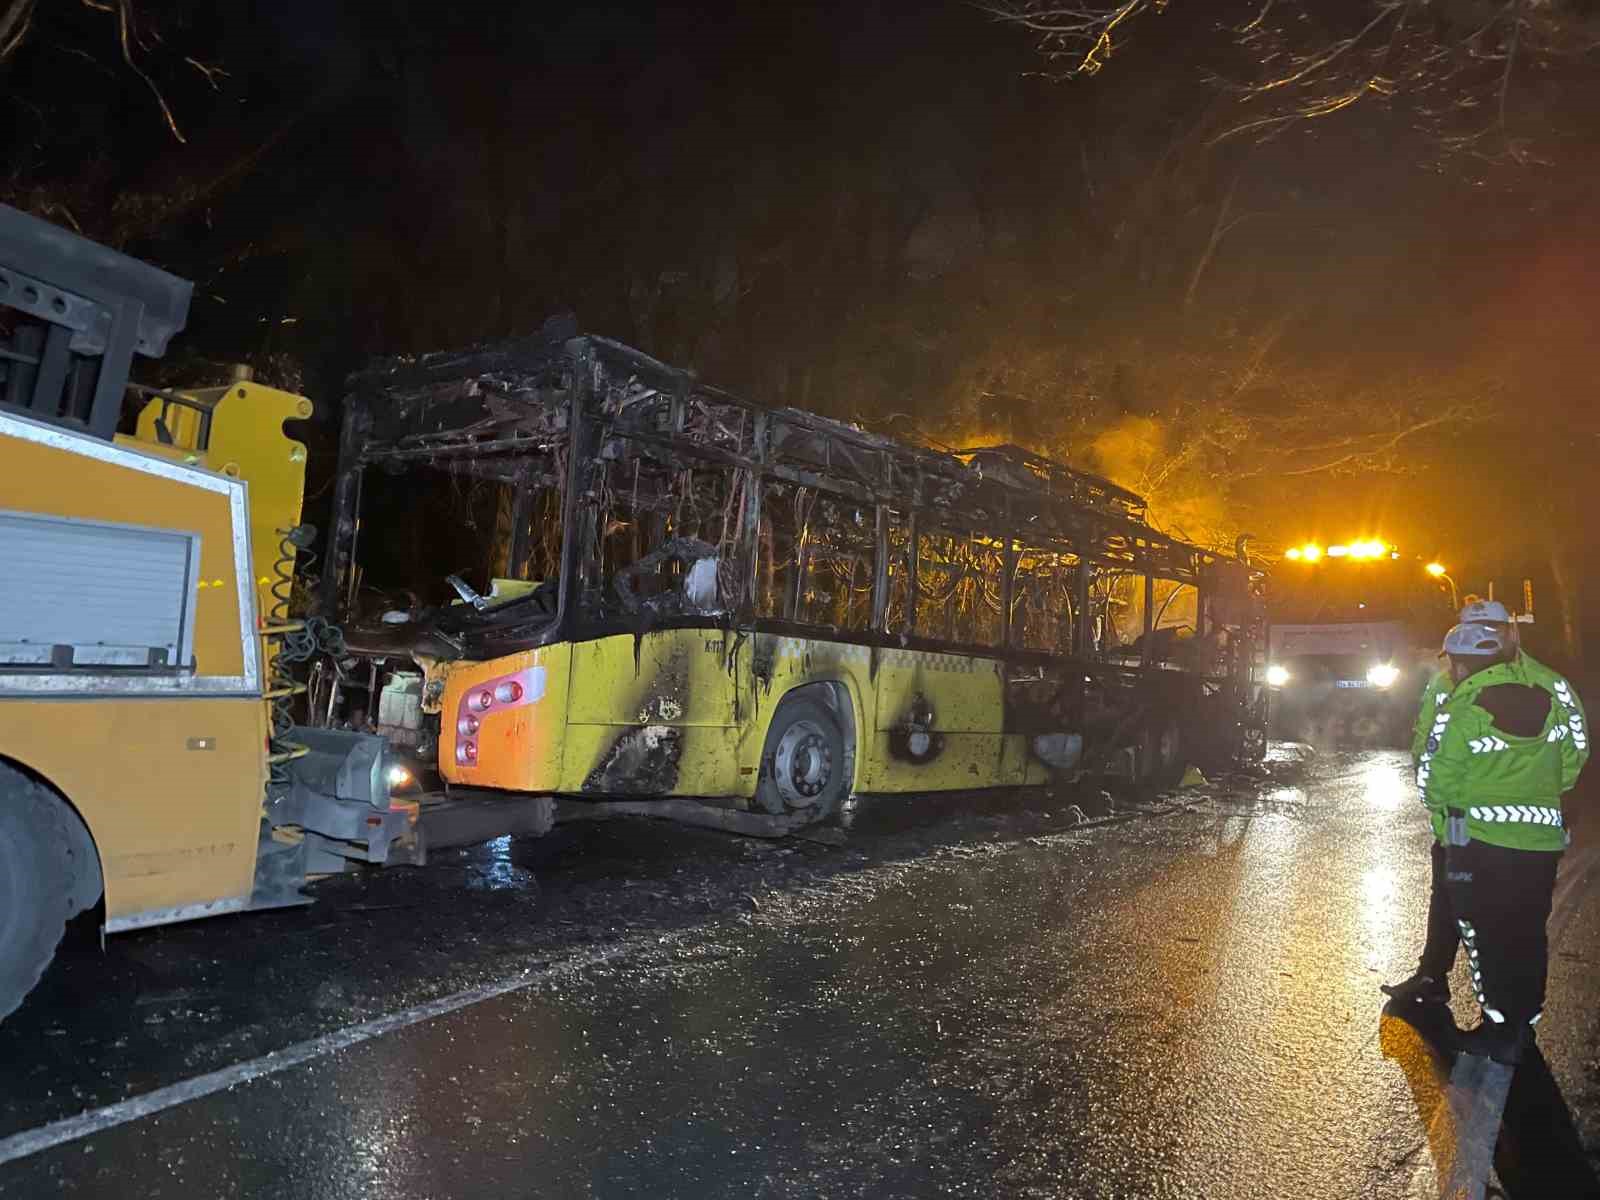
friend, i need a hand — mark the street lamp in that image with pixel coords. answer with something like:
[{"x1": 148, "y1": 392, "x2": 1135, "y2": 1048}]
[{"x1": 1426, "y1": 562, "x2": 1458, "y2": 611}]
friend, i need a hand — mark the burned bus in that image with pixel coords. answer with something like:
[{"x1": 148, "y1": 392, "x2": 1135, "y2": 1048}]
[{"x1": 314, "y1": 332, "x2": 1266, "y2": 842}]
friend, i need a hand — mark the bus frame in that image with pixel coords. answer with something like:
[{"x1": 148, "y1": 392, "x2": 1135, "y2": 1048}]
[{"x1": 316, "y1": 332, "x2": 1267, "y2": 838}]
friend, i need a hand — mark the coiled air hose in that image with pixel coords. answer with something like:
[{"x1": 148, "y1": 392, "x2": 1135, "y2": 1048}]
[{"x1": 262, "y1": 525, "x2": 345, "y2": 792}]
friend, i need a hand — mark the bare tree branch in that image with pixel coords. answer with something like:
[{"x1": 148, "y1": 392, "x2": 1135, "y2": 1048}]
[
  {"x1": 0, "y1": 0, "x2": 36, "y2": 60},
  {"x1": 1232, "y1": 406, "x2": 1488, "y2": 480},
  {"x1": 989, "y1": 0, "x2": 1600, "y2": 161},
  {"x1": 1247, "y1": 2, "x2": 1402, "y2": 95},
  {"x1": 1, "y1": 0, "x2": 193, "y2": 141},
  {"x1": 972, "y1": 0, "x2": 1164, "y2": 78},
  {"x1": 112, "y1": 0, "x2": 184, "y2": 141},
  {"x1": 1182, "y1": 175, "x2": 1268, "y2": 305},
  {"x1": 184, "y1": 54, "x2": 226, "y2": 90}
]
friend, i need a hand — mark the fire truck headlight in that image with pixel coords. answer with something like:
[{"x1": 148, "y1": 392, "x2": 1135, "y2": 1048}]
[
  {"x1": 1266, "y1": 664, "x2": 1291, "y2": 688},
  {"x1": 1366, "y1": 663, "x2": 1401, "y2": 689}
]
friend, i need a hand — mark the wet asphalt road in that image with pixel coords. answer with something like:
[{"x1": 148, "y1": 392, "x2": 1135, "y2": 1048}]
[{"x1": 2, "y1": 747, "x2": 1598, "y2": 1198}]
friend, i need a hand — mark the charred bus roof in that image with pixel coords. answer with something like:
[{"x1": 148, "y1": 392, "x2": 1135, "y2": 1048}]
[
  {"x1": 323, "y1": 331, "x2": 1249, "y2": 654},
  {"x1": 338, "y1": 333, "x2": 1222, "y2": 562}
]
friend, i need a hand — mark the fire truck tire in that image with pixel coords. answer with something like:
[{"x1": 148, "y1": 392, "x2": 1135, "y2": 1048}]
[
  {"x1": 0, "y1": 765, "x2": 99, "y2": 1022},
  {"x1": 755, "y1": 696, "x2": 848, "y2": 820}
]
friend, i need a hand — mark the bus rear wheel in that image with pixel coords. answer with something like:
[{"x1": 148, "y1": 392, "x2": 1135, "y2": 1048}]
[
  {"x1": 756, "y1": 696, "x2": 848, "y2": 820},
  {"x1": 0, "y1": 766, "x2": 95, "y2": 1021},
  {"x1": 1140, "y1": 711, "x2": 1187, "y2": 791}
]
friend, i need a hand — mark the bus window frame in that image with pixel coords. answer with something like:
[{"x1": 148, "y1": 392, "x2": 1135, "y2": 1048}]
[{"x1": 324, "y1": 336, "x2": 1254, "y2": 694}]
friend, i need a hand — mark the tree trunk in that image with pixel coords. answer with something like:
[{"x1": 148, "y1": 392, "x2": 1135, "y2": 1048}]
[
  {"x1": 1184, "y1": 177, "x2": 1238, "y2": 310},
  {"x1": 1548, "y1": 545, "x2": 1583, "y2": 667}
]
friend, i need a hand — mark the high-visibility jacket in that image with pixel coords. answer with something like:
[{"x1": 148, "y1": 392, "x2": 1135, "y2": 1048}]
[
  {"x1": 1412, "y1": 651, "x2": 1588, "y2": 789},
  {"x1": 1416, "y1": 658, "x2": 1587, "y2": 852}
]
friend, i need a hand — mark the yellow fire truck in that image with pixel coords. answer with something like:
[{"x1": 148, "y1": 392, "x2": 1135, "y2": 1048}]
[{"x1": 0, "y1": 205, "x2": 414, "y2": 1019}]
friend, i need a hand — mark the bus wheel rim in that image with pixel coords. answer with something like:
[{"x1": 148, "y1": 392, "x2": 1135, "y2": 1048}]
[{"x1": 775, "y1": 719, "x2": 833, "y2": 808}]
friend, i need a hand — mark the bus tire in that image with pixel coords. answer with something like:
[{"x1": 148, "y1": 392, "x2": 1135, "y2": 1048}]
[
  {"x1": 1141, "y1": 711, "x2": 1186, "y2": 791},
  {"x1": 0, "y1": 765, "x2": 99, "y2": 1022},
  {"x1": 755, "y1": 695, "x2": 848, "y2": 820}
]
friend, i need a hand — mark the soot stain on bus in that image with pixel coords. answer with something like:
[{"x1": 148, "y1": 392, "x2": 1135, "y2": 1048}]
[
  {"x1": 887, "y1": 692, "x2": 945, "y2": 764},
  {"x1": 583, "y1": 725, "x2": 684, "y2": 795}
]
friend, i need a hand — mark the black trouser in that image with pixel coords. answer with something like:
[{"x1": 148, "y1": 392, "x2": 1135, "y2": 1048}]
[
  {"x1": 1418, "y1": 840, "x2": 1461, "y2": 979},
  {"x1": 1444, "y1": 839, "x2": 1561, "y2": 1027}
]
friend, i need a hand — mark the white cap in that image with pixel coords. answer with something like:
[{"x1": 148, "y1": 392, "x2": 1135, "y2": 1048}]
[
  {"x1": 1460, "y1": 599, "x2": 1511, "y2": 624},
  {"x1": 1443, "y1": 622, "x2": 1509, "y2": 657}
]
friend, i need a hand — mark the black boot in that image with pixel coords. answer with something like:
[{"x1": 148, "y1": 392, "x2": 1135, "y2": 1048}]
[
  {"x1": 1380, "y1": 972, "x2": 1450, "y2": 1006},
  {"x1": 1455, "y1": 1019, "x2": 1532, "y2": 1066}
]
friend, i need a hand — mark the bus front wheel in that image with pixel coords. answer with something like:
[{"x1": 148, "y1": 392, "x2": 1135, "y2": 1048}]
[
  {"x1": 0, "y1": 765, "x2": 99, "y2": 1022},
  {"x1": 756, "y1": 696, "x2": 848, "y2": 820}
]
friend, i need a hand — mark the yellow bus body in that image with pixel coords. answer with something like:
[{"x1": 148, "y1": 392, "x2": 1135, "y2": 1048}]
[{"x1": 435, "y1": 629, "x2": 1049, "y2": 803}]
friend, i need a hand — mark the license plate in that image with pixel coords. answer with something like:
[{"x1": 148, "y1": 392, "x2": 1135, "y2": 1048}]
[{"x1": 1335, "y1": 679, "x2": 1371, "y2": 689}]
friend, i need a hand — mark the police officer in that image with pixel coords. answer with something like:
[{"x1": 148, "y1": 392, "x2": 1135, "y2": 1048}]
[
  {"x1": 1388, "y1": 599, "x2": 1588, "y2": 1026},
  {"x1": 1383, "y1": 620, "x2": 1588, "y2": 1062}
]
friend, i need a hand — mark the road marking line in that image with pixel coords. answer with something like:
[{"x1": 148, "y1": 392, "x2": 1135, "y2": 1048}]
[{"x1": 0, "y1": 932, "x2": 684, "y2": 1167}]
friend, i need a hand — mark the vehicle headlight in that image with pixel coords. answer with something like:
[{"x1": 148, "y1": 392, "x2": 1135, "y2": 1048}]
[
  {"x1": 386, "y1": 764, "x2": 414, "y2": 788},
  {"x1": 1366, "y1": 663, "x2": 1401, "y2": 689},
  {"x1": 1265, "y1": 664, "x2": 1291, "y2": 688}
]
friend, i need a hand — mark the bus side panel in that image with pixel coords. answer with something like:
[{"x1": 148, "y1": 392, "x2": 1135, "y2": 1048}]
[
  {"x1": 566, "y1": 630, "x2": 747, "y2": 727},
  {"x1": 438, "y1": 645, "x2": 572, "y2": 790},
  {"x1": 0, "y1": 697, "x2": 265, "y2": 927},
  {"x1": 561, "y1": 630, "x2": 749, "y2": 797},
  {"x1": 559, "y1": 723, "x2": 748, "y2": 798},
  {"x1": 738, "y1": 636, "x2": 877, "y2": 798},
  {"x1": 866, "y1": 734, "x2": 1025, "y2": 792},
  {"x1": 560, "y1": 632, "x2": 887, "y2": 802},
  {"x1": 866, "y1": 647, "x2": 1018, "y2": 791}
]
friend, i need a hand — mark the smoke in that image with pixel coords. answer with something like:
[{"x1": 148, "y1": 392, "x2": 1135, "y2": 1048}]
[{"x1": 1085, "y1": 413, "x2": 1233, "y2": 548}]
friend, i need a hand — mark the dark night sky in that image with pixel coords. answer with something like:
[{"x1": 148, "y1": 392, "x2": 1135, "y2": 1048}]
[{"x1": 4, "y1": 0, "x2": 1597, "y2": 659}]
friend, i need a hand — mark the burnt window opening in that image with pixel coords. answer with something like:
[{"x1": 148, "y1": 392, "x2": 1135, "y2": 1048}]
[
  {"x1": 348, "y1": 452, "x2": 564, "y2": 622},
  {"x1": 914, "y1": 526, "x2": 1004, "y2": 648},
  {"x1": 582, "y1": 441, "x2": 749, "y2": 622},
  {"x1": 1011, "y1": 550, "x2": 1079, "y2": 655},
  {"x1": 755, "y1": 484, "x2": 875, "y2": 632}
]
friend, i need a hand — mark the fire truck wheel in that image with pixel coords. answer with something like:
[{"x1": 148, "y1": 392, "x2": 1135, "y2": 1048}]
[
  {"x1": 756, "y1": 696, "x2": 848, "y2": 819},
  {"x1": 0, "y1": 766, "x2": 98, "y2": 1022}
]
